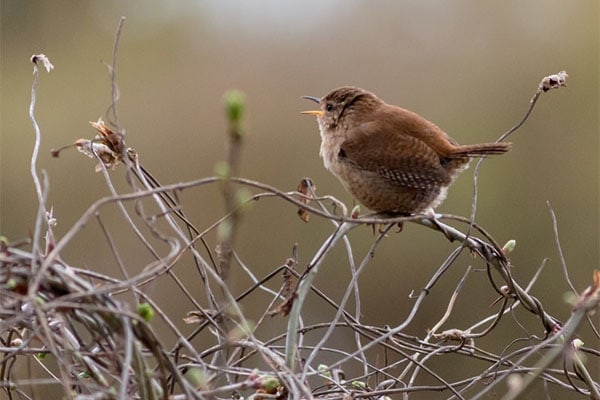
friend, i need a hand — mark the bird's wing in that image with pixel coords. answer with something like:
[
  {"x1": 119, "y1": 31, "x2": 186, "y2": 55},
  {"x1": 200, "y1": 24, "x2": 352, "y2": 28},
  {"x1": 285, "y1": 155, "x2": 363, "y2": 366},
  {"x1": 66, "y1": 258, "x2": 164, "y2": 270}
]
[{"x1": 339, "y1": 121, "x2": 452, "y2": 189}]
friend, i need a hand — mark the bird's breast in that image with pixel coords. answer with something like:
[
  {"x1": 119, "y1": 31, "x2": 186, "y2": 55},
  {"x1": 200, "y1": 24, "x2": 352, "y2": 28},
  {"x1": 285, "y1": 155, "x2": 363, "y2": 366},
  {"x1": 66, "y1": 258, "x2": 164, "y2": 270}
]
[{"x1": 319, "y1": 136, "x2": 339, "y2": 174}]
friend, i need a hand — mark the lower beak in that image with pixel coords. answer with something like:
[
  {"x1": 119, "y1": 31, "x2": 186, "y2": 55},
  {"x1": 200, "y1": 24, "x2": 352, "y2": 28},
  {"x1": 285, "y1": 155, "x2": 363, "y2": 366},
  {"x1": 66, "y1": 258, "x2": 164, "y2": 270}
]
[
  {"x1": 301, "y1": 110, "x2": 324, "y2": 116},
  {"x1": 301, "y1": 96, "x2": 322, "y2": 116}
]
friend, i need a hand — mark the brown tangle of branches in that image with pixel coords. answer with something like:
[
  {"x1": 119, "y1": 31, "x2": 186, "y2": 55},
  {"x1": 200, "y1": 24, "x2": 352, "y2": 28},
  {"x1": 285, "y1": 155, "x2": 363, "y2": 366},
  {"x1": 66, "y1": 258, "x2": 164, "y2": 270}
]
[{"x1": 1, "y1": 25, "x2": 598, "y2": 400}]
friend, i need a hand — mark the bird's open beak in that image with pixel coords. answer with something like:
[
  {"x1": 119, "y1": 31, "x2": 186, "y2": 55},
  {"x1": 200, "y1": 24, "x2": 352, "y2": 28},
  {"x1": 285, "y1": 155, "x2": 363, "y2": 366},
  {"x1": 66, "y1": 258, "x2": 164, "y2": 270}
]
[{"x1": 301, "y1": 95, "x2": 323, "y2": 116}]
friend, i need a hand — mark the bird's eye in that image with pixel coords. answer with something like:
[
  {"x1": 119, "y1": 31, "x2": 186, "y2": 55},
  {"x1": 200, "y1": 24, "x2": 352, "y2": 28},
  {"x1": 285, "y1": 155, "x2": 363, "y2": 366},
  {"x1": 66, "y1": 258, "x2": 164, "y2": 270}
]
[{"x1": 325, "y1": 103, "x2": 333, "y2": 112}]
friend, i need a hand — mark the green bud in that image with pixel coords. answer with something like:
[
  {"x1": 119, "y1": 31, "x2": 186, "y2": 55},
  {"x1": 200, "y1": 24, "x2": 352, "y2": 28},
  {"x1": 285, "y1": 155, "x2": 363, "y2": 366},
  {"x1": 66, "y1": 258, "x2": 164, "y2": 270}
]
[
  {"x1": 6, "y1": 278, "x2": 17, "y2": 290},
  {"x1": 572, "y1": 338, "x2": 584, "y2": 349},
  {"x1": 260, "y1": 375, "x2": 280, "y2": 391},
  {"x1": 217, "y1": 220, "x2": 232, "y2": 241},
  {"x1": 185, "y1": 367, "x2": 209, "y2": 390},
  {"x1": 214, "y1": 161, "x2": 231, "y2": 179},
  {"x1": 223, "y1": 90, "x2": 245, "y2": 131},
  {"x1": 78, "y1": 371, "x2": 91, "y2": 379},
  {"x1": 562, "y1": 291, "x2": 577, "y2": 306},
  {"x1": 235, "y1": 188, "x2": 254, "y2": 208},
  {"x1": 138, "y1": 303, "x2": 154, "y2": 322},
  {"x1": 502, "y1": 239, "x2": 516, "y2": 254},
  {"x1": 317, "y1": 364, "x2": 331, "y2": 378},
  {"x1": 352, "y1": 380, "x2": 367, "y2": 390}
]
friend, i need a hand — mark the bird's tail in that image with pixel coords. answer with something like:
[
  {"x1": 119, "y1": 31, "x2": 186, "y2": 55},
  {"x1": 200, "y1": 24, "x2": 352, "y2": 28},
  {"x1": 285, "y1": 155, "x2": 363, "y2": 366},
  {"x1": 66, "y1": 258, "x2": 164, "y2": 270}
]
[{"x1": 450, "y1": 141, "x2": 511, "y2": 157}]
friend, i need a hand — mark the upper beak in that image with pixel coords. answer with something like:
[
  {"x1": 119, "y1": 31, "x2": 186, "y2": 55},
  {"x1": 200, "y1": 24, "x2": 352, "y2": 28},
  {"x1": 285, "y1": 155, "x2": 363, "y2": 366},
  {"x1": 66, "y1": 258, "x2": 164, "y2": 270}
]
[{"x1": 301, "y1": 95, "x2": 323, "y2": 116}]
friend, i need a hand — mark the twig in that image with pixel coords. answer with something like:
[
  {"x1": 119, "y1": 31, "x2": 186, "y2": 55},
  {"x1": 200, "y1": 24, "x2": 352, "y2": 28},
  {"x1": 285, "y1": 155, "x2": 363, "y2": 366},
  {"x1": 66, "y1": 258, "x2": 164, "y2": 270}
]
[
  {"x1": 105, "y1": 16, "x2": 126, "y2": 130},
  {"x1": 468, "y1": 70, "x2": 569, "y2": 252},
  {"x1": 216, "y1": 90, "x2": 246, "y2": 280},
  {"x1": 27, "y1": 54, "x2": 53, "y2": 286},
  {"x1": 285, "y1": 221, "x2": 359, "y2": 370},
  {"x1": 546, "y1": 200, "x2": 577, "y2": 293}
]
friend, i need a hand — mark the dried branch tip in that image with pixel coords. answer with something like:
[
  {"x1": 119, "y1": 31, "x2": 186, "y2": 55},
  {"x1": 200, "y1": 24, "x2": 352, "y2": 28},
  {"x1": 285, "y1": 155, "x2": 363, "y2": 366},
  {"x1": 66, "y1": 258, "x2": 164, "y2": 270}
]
[
  {"x1": 30, "y1": 54, "x2": 54, "y2": 73},
  {"x1": 75, "y1": 118, "x2": 128, "y2": 172},
  {"x1": 575, "y1": 269, "x2": 600, "y2": 309},
  {"x1": 539, "y1": 70, "x2": 568, "y2": 92},
  {"x1": 297, "y1": 177, "x2": 316, "y2": 222}
]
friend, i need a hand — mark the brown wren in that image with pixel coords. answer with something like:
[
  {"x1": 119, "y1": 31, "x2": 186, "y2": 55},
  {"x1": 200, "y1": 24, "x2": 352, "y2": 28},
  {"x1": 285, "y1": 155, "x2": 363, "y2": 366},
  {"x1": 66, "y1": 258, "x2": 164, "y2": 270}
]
[{"x1": 302, "y1": 86, "x2": 511, "y2": 215}]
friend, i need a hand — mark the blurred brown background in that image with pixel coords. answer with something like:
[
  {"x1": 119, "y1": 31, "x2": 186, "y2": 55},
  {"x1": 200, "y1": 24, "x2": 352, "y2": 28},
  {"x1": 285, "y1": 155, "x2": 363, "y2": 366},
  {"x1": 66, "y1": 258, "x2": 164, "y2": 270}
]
[{"x1": 1, "y1": 1, "x2": 598, "y2": 397}]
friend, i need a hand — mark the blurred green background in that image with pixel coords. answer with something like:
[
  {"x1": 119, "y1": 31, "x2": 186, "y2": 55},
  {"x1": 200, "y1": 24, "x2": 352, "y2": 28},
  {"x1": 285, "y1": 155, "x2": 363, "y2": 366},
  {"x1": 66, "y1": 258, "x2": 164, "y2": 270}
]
[{"x1": 1, "y1": 1, "x2": 598, "y2": 397}]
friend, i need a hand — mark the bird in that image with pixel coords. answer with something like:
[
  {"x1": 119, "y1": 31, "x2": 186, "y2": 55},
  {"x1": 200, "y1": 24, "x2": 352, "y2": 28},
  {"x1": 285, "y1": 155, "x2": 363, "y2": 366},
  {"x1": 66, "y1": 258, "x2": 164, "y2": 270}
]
[{"x1": 302, "y1": 86, "x2": 511, "y2": 215}]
